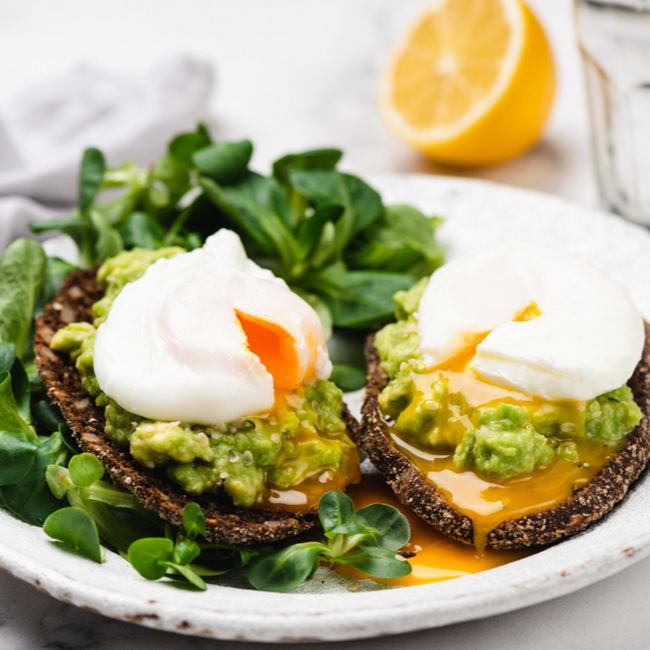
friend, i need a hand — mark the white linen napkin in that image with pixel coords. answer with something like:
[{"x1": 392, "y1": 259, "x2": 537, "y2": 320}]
[{"x1": 0, "y1": 55, "x2": 214, "y2": 252}]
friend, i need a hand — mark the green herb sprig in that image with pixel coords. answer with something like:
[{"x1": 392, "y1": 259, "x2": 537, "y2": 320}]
[
  {"x1": 45, "y1": 453, "x2": 163, "y2": 556},
  {"x1": 30, "y1": 125, "x2": 443, "y2": 390},
  {"x1": 246, "y1": 491, "x2": 411, "y2": 592},
  {"x1": 42, "y1": 475, "x2": 414, "y2": 593},
  {"x1": 121, "y1": 491, "x2": 412, "y2": 592},
  {"x1": 0, "y1": 240, "x2": 78, "y2": 525},
  {"x1": 127, "y1": 504, "x2": 231, "y2": 591}
]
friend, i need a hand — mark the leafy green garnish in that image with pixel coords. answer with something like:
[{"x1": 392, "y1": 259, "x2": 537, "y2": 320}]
[
  {"x1": 122, "y1": 491, "x2": 411, "y2": 593},
  {"x1": 120, "y1": 212, "x2": 165, "y2": 250},
  {"x1": 182, "y1": 502, "x2": 206, "y2": 538},
  {"x1": 193, "y1": 139, "x2": 253, "y2": 183},
  {"x1": 0, "y1": 369, "x2": 33, "y2": 437},
  {"x1": 43, "y1": 507, "x2": 104, "y2": 563},
  {"x1": 31, "y1": 399, "x2": 65, "y2": 433},
  {"x1": 68, "y1": 453, "x2": 104, "y2": 487},
  {"x1": 44, "y1": 453, "x2": 162, "y2": 555},
  {"x1": 78, "y1": 148, "x2": 107, "y2": 213},
  {"x1": 128, "y1": 537, "x2": 175, "y2": 580},
  {"x1": 127, "y1": 503, "x2": 226, "y2": 591},
  {"x1": 0, "y1": 239, "x2": 47, "y2": 360},
  {"x1": 247, "y1": 542, "x2": 325, "y2": 592},
  {"x1": 1, "y1": 429, "x2": 68, "y2": 525},
  {"x1": 0, "y1": 430, "x2": 39, "y2": 486},
  {"x1": 330, "y1": 363, "x2": 367, "y2": 392},
  {"x1": 246, "y1": 492, "x2": 411, "y2": 592}
]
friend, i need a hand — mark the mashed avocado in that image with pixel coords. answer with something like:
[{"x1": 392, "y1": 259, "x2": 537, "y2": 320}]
[
  {"x1": 374, "y1": 279, "x2": 426, "y2": 380},
  {"x1": 584, "y1": 386, "x2": 644, "y2": 443},
  {"x1": 375, "y1": 282, "x2": 643, "y2": 480},
  {"x1": 92, "y1": 246, "x2": 184, "y2": 326},
  {"x1": 453, "y1": 404, "x2": 556, "y2": 477},
  {"x1": 51, "y1": 248, "x2": 358, "y2": 508}
]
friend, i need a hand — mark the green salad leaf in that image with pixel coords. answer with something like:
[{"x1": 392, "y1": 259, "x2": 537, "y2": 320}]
[
  {"x1": 129, "y1": 537, "x2": 174, "y2": 580},
  {"x1": 247, "y1": 542, "x2": 325, "y2": 592},
  {"x1": 289, "y1": 169, "x2": 383, "y2": 249},
  {"x1": 0, "y1": 345, "x2": 32, "y2": 425},
  {"x1": 330, "y1": 363, "x2": 367, "y2": 392},
  {"x1": 0, "y1": 431, "x2": 39, "y2": 486},
  {"x1": 120, "y1": 212, "x2": 165, "y2": 250},
  {"x1": 169, "y1": 124, "x2": 211, "y2": 168},
  {"x1": 1, "y1": 429, "x2": 68, "y2": 525},
  {"x1": 246, "y1": 492, "x2": 411, "y2": 592},
  {"x1": 125, "y1": 502, "x2": 215, "y2": 590},
  {"x1": 78, "y1": 148, "x2": 107, "y2": 213},
  {"x1": 354, "y1": 503, "x2": 411, "y2": 550},
  {"x1": 43, "y1": 507, "x2": 104, "y2": 563},
  {"x1": 45, "y1": 457, "x2": 162, "y2": 555},
  {"x1": 182, "y1": 502, "x2": 206, "y2": 538},
  {"x1": 0, "y1": 370, "x2": 34, "y2": 437},
  {"x1": 68, "y1": 453, "x2": 105, "y2": 487},
  {"x1": 310, "y1": 270, "x2": 416, "y2": 329},
  {"x1": 0, "y1": 239, "x2": 47, "y2": 360},
  {"x1": 193, "y1": 139, "x2": 253, "y2": 183},
  {"x1": 31, "y1": 401, "x2": 65, "y2": 434},
  {"x1": 319, "y1": 490, "x2": 355, "y2": 534}
]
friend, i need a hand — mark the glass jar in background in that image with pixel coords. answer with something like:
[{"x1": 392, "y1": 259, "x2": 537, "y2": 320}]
[{"x1": 576, "y1": 0, "x2": 650, "y2": 226}]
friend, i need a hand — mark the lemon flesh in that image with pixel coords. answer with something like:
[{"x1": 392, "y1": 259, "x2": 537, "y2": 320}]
[{"x1": 380, "y1": 0, "x2": 556, "y2": 168}]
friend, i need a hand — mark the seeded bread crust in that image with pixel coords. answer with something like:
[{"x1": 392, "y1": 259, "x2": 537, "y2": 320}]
[
  {"x1": 361, "y1": 328, "x2": 650, "y2": 549},
  {"x1": 35, "y1": 268, "x2": 361, "y2": 546}
]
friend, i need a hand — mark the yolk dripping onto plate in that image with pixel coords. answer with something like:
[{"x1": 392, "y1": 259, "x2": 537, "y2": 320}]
[{"x1": 337, "y1": 475, "x2": 533, "y2": 586}]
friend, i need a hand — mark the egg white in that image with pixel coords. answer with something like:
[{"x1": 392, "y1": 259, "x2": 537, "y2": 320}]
[
  {"x1": 93, "y1": 230, "x2": 331, "y2": 424},
  {"x1": 417, "y1": 244, "x2": 644, "y2": 401}
]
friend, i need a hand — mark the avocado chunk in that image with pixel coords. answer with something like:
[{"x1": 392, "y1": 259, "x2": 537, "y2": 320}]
[
  {"x1": 585, "y1": 385, "x2": 643, "y2": 444},
  {"x1": 454, "y1": 404, "x2": 555, "y2": 478}
]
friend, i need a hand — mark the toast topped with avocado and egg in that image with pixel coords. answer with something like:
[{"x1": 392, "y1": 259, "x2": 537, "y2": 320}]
[
  {"x1": 35, "y1": 231, "x2": 360, "y2": 545},
  {"x1": 361, "y1": 244, "x2": 650, "y2": 550}
]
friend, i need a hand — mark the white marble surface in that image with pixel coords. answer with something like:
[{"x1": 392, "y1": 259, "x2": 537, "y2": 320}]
[{"x1": 0, "y1": 0, "x2": 647, "y2": 647}]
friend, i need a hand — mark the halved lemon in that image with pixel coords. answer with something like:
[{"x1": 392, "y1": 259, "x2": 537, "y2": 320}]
[{"x1": 379, "y1": 0, "x2": 555, "y2": 167}]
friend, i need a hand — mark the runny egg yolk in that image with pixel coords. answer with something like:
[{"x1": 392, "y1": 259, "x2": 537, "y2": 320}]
[
  {"x1": 513, "y1": 301, "x2": 541, "y2": 322},
  {"x1": 390, "y1": 301, "x2": 620, "y2": 553},
  {"x1": 236, "y1": 311, "x2": 301, "y2": 391}
]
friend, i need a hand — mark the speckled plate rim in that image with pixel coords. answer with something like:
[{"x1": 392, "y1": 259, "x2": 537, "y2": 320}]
[{"x1": 2, "y1": 173, "x2": 650, "y2": 643}]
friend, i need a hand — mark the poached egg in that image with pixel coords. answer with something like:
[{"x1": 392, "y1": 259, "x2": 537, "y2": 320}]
[
  {"x1": 94, "y1": 230, "x2": 332, "y2": 424},
  {"x1": 417, "y1": 244, "x2": 644, "y2": 401}
]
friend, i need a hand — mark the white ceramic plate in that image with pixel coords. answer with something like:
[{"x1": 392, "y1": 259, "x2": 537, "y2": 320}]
[{"x1": 5, "y1": 174, "x2": 650, "y2": 643}]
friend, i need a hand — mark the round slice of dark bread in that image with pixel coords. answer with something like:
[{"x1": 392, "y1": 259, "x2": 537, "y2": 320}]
[
  {"x1": 361, "y1": 328, "x2": 650, "y2": 549},
  {"x1": 35, "y1": 268, "x2": 361, "y2": 546}
]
